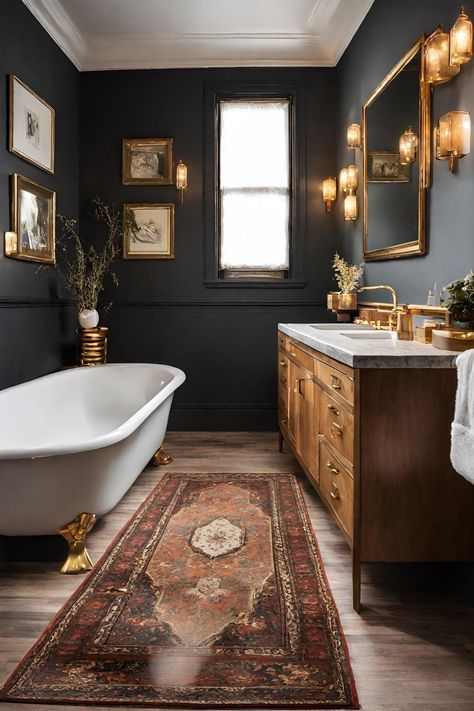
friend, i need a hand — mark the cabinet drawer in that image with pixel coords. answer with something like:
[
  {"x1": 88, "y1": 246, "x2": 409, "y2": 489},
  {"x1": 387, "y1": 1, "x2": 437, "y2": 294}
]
[
  {"x1": 316, "y1": 359, "x2": 354, "y2": 406},
  {"x1": 287, "y1": 340, "x2": 315, "y2": 372},
  {"x1": 278, "y1": 333, "x2": 288, "y2": 351},
  {"x1": 278, "y1": 353, "x2": 289, "y2": 385},
  {"x1": 319, "y1": 441, "x2": 353, "y2": 538},
  {"x1": 319, "y1": 390, "x2": 354, "y2": 464}
]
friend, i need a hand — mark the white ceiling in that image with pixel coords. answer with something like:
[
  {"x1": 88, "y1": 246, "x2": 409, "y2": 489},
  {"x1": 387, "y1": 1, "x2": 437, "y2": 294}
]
[{"x1": 23, "y1": 0, "x2": 375, "y2": 71}]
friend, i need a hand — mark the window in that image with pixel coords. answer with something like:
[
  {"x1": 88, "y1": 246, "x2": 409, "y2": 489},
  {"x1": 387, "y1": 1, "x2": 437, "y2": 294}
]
[
  {"x1": 219, "y1": 99, "x2": 290, "y2": 278},
  {"x1": 204, "y1": 82, "x2": 306, "y2": 288}
]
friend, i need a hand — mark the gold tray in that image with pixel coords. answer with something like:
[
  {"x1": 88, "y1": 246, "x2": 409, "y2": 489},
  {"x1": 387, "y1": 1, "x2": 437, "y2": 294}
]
[{"x1": 432, "y1": 327, "x2": 474, "y2": 352}]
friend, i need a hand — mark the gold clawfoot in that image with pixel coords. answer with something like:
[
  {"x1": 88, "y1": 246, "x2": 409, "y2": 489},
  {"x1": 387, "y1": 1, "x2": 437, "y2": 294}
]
[
  {"x1": 151, "y1": 447, "x2": 173, "y2": 466},
  {"x1": 57, "y1": 512, "x2": 96, "y2": 575}
]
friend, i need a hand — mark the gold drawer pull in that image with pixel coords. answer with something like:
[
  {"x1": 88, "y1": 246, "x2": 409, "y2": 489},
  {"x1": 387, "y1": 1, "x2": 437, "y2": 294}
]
[
  {"x1": 327, "y1": 404, "x2": 339, "y2": 416},
  {"x1": 331, "y1": 375, "x2": 342, "y2": 390},
  {"x1": 330, "y1": 482, "x2": 340, "y2": 500},
  {"x1": 279, "y1": 360, "x2": 287, "y2": 367},
  {"x1": 326, "y1": 460, "x2": 340, "y2": 475},
  {"x1": 330, "y1": 422, "x2": 343, "y2": 438}
]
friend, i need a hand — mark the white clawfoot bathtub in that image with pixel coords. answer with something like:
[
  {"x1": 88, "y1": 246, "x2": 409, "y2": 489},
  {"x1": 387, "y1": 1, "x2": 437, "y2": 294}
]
[{"x1": 0, "y1": 363, "x2": 185, "y2": 536}]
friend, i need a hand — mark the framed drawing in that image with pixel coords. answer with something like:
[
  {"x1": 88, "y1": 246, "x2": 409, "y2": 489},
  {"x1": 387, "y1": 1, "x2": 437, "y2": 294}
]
[
  {"x1": 9, "y1": 174, "x2": 56, "y2": 264},
  {"x1": 9, "y1": 75, "x2": 55, "y2": 174},
  {"x1": 367, "y1": 151, "x2": 410, "y2": 182},
  {"x1": 122, "y1": 138, "x2": 173, "y2": 185},
  {"x1": 123, "y1": 203, "x2": 175, "y2": 260}
]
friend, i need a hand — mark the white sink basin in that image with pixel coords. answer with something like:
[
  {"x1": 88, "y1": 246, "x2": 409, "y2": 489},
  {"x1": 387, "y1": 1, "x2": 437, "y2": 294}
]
[
  {"x1": 310, "y1": 323, "x2": 374, "y2": 331},
  {"x1": 342, "y1": 331, "x2": 396, "y2": 340}
]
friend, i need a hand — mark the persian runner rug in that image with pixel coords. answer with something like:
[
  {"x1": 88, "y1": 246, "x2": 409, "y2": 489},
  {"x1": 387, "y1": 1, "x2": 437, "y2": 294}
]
[{"x1": 0, "y1": 473, "x2": 359, "y2": 708}]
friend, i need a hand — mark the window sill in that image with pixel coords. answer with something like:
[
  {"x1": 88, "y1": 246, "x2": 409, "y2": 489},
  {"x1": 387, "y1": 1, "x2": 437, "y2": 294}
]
[{"x1": 204, "y1": 279, "x2": 307, "y2": 289}]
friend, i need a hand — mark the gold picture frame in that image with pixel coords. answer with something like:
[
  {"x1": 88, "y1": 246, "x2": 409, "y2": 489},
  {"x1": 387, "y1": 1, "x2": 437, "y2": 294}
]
[
  {"x1": 367, "y1": 152, "x2": 410, "y2": 182},
  {"x1": 9, "y1": 75, "x2": 55, "y2": 174},
  {"x1": 9, "y1": 173, "x2": 56, "y2": 264},
  {"x1": 122, "y1": 138, "x2": 173, "y2": 185},
  {"x1": 123, "y1": 203, "x2": 175, "y2": 260}
]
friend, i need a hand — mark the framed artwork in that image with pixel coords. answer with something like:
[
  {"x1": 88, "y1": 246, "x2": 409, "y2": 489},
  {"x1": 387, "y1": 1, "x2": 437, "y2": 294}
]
[
  {"x1": 122, "y1": 138, "x2": 173, "y2": 185},
  {"x1": 9, "y1": 75, "x2": 55, "y2": 174},
  {"x1": 367, "y1": 151, "x2": 410, "y2": 182},
  {"x1": 123, "y1": 203, "x2": 175, "y2": 260},
  {"x1": 9, "y1": 174, "x2": 56, "y2": 264}
]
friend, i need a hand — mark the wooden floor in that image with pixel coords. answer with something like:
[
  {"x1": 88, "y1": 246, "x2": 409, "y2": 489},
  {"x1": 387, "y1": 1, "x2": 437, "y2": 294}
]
[{"x1": 1, "y1": 432, "x2": 473, "y2": 711}]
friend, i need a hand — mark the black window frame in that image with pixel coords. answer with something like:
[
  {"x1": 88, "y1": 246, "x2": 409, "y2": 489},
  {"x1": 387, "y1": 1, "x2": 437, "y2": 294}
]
[{"x1": 203, "y1": 80, "x2": 307, "y2": 289}]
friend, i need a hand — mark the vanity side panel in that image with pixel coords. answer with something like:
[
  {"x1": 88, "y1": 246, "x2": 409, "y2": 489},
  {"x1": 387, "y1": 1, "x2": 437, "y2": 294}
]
[{"x1": 360, "y1": 368, "x2": 474, "y2": 562}]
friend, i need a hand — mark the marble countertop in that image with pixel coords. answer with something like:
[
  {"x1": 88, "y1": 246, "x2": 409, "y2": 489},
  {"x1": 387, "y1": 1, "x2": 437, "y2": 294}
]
[{"x1": 278, "y1": 323, "x2": 460, "y2": 369}]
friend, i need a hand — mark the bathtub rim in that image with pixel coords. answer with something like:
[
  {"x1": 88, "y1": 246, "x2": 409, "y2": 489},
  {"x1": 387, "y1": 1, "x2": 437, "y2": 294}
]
[{"x1": 0, "y1": 363, "x2": 185, "y2": 460}]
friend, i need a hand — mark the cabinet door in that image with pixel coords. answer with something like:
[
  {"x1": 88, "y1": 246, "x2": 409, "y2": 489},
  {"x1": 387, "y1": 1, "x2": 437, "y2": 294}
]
[
  {"x1": 288, "y1": 362, "x2": 319, "y2": 482},
  {"x1": 296, "y1": 376, "x2": 319, "y2": 483},
  {"x1": 288, "y1": 360, "x2": 300, "y2": 446}
]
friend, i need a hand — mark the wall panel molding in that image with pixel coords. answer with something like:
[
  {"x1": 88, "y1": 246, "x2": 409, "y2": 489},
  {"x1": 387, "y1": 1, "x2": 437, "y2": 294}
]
[{"x1": 0, "y1": 296, "x2": 74, "y2": 308}]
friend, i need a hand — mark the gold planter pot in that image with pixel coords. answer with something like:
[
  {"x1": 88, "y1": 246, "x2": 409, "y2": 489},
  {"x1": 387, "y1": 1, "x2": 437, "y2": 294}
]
[
  {"x1": 327, "y1": 292, "x2": 357, "y2": 311},
  {"x1": 78, "y1": 327, "x2": 109, "y2": 366}
]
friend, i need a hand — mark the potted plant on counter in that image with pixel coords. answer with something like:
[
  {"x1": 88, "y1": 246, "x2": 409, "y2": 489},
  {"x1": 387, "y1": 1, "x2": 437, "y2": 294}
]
[
  {"x1": 328, "y1": 252, "x2": 364, "y2": 315},
  {"x1": 442, "y1": 271, "x2": 474, "y2": 330},
  {"x1": 50, "y1": 197, "x2": 121, "y2": 328}
]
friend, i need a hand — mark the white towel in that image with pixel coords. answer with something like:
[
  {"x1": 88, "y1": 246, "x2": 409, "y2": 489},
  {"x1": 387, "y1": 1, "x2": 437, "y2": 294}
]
[{"x1": 451, "y1": 348, "x2": 474, "y2": 485}]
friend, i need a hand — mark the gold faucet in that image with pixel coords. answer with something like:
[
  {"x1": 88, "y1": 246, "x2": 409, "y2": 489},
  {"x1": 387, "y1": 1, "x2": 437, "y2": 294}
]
[
  {"x1": 358, "y1": 285, "x2": 398, "y2": 330},
  {"x1": 357, "y1": 285, "x2": 413, "y2": 339}
]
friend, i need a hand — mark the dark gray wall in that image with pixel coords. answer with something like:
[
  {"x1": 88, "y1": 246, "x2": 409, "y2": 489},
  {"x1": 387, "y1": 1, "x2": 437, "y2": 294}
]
[
  {"x1": 0, "y1": 0, "x2": 79, "y2": 389},
  {"x1": 80, "y1": 68, "x2": 339, "y2": 429},
  {"x1": 337, "y1": 0, "x2": 474, "y2": 302}
]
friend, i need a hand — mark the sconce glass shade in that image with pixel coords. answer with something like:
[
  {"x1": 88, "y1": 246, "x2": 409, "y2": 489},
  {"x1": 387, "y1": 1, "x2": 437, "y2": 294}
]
[
  {"x1": 346, "y1": 164, "x2": 359, "y2": 192},
  {"x1": 176, "y1": 159, "x2": 188, "y2": 205},
  {"x1": 344, "y1": 194, "x2": 358, "y2": 221},
  {"x1": 322, "y1": 177, "x2": 337, "y2": 213},
  {"x1": 347, "y1": 123, "x2": 361, "y2": 149},
  {"x1": 435, "y1": 110, "x2": 471, "y2": 172},
  {"x1": 176, "y1": 160, "x2": 188, "y2": 190},
  {"x1": 450, "y1": 7, "x2": 473, "y2": 66},
  {"x1": 399, "y1": 126, "x2": 418, "y2": 165},
  {"x1": 339, "y1": 167, "x2": 348, "y2": 193},
  {"x1": 4, "y1": 231, "x2": 17, "y2": 256},
  {"x1": 425, "y1": 29, "x2": 460, "y2": 83}
]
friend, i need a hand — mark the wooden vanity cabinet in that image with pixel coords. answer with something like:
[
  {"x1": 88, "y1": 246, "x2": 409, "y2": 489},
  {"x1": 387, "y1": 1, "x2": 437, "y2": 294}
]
[{"x1": 278, "y1": 332, "x2": 474, "y2": 612}]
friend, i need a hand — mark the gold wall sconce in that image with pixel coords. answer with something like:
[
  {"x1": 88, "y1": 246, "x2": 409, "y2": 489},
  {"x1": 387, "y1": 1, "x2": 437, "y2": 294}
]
[
  {"x1": 450, "y1": 7, "x2": 473, "y2": 65},
  {"x1": 340, "y1": 165, "x2": 358, "y2": 220},
  {"x1": 339, "y1": 167, "x2": 348, "y2": 193},
  {"x1": 425, "y1": 28, "x2": 460, "y2": 83},
  {"x1": 4, "y1": 231, "x2": 18, "y2": 256},
  {"x1": 347, "y1": 123, "x2": 361, "y2": 149},
  {"x1": 346, "y1": 164, "x2": 359, "y2": 192},
  {"x1": 425, "y1": 9, "x2": 473, "y2": 83},
  {"x1": 322, "y1": 177, "x2": 337, "y2": 213},
  {"x1": 176, "y1": 159, "x2": 188, "y2": 205},
  {"x1": 435, "y1": 110, "x2": 471, "y2": 172},
  {"x1": 399, "y1": 126, "x2": 418, "y2": 165},
  {"x1": 344, "y1": 194, "x2": 358, "y2": 221}
]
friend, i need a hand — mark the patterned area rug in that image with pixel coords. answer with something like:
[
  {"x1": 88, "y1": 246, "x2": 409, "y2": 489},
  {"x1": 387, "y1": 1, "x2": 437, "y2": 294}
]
[{"x1": 0, "y1": 473, "x2": 359, "y2": 708}]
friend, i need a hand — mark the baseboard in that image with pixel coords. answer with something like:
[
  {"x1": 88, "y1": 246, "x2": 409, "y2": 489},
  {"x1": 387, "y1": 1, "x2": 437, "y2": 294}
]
[{"x1": 169, "y1": 403, "x2": 278, "y2": 431}]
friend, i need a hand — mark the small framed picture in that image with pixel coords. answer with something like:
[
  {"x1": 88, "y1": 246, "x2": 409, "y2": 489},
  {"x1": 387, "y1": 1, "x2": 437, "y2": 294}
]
[
  {"x1": 9, "y1": 75, "x2": 55, "y2": 174},
  {"x1": 123, "y1": 203, "x2": 175, "y2": 260},
  {"x1": 367, "y1": 151, "x2": 410, "y2": 182},
  {"x1": 9, "y1": 174, "x2": 56, "y2": 264},
  {"x1": 122, "y1": 138, "x2": 173, "y2": 185}
]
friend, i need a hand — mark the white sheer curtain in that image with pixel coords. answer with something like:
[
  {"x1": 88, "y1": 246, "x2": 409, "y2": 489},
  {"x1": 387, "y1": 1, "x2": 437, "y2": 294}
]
[{"x1": 219, "y1": 100, "x2": 290, "y2": 271}]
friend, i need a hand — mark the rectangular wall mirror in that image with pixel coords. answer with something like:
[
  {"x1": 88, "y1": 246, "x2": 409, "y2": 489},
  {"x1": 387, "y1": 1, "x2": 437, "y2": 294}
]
[{"x1": 362, "y1": 36, "x2": 430, "y2": 261}]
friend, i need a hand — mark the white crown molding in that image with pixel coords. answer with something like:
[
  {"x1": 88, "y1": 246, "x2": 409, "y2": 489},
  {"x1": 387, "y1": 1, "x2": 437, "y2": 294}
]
[
  {"x1": 22, "y1": 0, "x2": 86, "y2": 68},
  {"x1": 22, "y1": 0, "x2": 374, "y2": 71}
]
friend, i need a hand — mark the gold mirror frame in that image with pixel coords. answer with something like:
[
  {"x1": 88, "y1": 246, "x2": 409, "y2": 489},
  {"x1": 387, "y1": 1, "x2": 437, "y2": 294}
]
[{"x1": 362, "y1": 35, "x2": 431, "y2": 261}]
